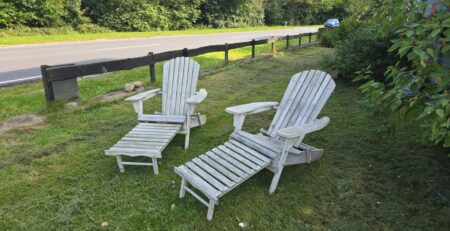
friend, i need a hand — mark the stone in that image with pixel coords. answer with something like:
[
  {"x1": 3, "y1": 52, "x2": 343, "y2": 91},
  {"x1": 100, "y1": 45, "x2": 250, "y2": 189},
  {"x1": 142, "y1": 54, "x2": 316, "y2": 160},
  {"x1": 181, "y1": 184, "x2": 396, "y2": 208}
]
[
  {"x1": 124, "y1": 83, "x2": 135, "y2": 92},
  {"x1": 131, "y1": 81, "x2": 145, "y2": 88},
  {"x1": 134, "y1": 86, "x2": 145, "y2": 92},
  {"x1": 64, "y1": 102, "x2": 78, "y2": 109},
  {"x1": 101, "y1": 221, "x2": 108, "y2": 228}
]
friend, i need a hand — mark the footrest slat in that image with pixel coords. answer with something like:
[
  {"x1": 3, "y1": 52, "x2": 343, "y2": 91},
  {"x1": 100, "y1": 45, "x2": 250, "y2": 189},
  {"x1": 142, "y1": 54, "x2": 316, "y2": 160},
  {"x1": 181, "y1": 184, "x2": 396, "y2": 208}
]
[{"x1": 175, "y1": 166, "x2": 221, "y2": 200}]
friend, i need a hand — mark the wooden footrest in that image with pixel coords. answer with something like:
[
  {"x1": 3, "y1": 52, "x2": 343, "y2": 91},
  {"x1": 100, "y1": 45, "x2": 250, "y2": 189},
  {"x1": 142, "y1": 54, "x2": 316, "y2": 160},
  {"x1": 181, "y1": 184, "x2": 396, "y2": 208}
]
[
  {"x1": 105, "y1": 123, "x2": 181, "y2": 174},
  {"x1": 105, "y1": 123, "x2": 181, "y2": 158},
  {"x1": 174, "y1": 139, "x2": 273, "y2": 201}
]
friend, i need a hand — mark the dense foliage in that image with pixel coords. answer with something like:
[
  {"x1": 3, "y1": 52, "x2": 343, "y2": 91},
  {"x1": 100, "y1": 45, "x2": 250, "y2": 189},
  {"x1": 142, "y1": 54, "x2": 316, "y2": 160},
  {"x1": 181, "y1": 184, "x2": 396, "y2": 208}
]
[
  {"x1": 323, "y1": 0, "x2": 449, "y2": 148},
  {"x1": 264, "y1": 0, "x2": 376, "y2": 25},
  {"x1": 0, "y1": 0, "x2": 88, "y2": 28},
  {"x1": 82, "y1": 0, "x2": 203, "y2": 31},
  {"x1": 200, "y1": 0, "x2": 265, "y2": 28},
  {"x1": 321, "y1": 18, "x2": 397, "y2": 81},
  {"x1": 1, "y1": 0, "x2": 366, "y2": 32}
]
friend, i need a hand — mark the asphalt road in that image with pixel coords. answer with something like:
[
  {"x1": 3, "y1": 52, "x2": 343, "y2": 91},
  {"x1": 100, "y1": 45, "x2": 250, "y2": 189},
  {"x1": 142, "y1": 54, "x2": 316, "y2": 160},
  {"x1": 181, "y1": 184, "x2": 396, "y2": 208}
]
[{"x1": 0, "y1": 27, "x2": 318, "y2": 86}]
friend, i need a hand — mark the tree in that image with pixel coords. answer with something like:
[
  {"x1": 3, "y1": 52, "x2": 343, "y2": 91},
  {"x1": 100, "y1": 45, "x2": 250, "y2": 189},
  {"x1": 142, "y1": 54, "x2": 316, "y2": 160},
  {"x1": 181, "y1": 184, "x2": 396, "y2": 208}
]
[
  {"x1": 81, "y1": 0, "x2": 203, "y2": 31},
  {"x1": 264, "y1": 0, "x2": 374, "y2": 25},
  {"x1": 199, "y1": 0, "x2": 265, "y2": 28},
  {"x1": 0, "y1": 0, "x2": 87, "y2": 28}
]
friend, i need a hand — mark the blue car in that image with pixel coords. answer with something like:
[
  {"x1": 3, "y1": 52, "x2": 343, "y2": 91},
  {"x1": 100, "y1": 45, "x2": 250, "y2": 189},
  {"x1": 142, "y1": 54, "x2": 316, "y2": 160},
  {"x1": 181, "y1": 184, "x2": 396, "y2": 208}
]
[{"x1": 324, "y1": 19, "x2": 340, "y2": 28}]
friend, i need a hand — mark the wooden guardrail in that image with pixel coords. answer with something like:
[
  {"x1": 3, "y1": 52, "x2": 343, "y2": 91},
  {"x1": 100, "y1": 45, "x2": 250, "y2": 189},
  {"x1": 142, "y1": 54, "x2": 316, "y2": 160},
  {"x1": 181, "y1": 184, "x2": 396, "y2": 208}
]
[{"x1": 41, "y1": 32, "x2": 318, "y2": 103}]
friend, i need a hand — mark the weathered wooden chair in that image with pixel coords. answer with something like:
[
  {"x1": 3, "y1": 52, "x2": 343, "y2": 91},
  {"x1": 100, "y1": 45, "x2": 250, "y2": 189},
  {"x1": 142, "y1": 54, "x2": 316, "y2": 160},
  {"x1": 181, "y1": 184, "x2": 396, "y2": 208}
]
[
  {"x1": 174, "y1": 70, "x2": 335, "y2": 220},
  {"x1": 105, "y1": 57, "x2": 207, "y2": 174}
]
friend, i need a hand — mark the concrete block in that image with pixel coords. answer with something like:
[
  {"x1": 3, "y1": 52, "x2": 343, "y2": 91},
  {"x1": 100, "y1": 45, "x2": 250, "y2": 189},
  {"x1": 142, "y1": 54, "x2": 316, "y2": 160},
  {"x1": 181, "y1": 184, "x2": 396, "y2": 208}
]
[{"x1": 52, "y1": 78, "x2": 79, "y2": 100}]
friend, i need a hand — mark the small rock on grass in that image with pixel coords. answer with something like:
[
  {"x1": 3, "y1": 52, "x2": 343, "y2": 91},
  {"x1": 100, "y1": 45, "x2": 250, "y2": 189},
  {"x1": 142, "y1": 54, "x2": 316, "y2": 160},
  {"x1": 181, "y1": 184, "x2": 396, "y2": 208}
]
[
  {"x1": 124, "y1": 83, "x2": 135, "y2": 92},
  {"x1": 131, "y1": 81, "x2": 145, "y2": 88},
  {"x1": 124, "y1": 81, "x2": 145, "y2": 92},
  {"x1": 64, "y1": 102, "x2": 78, "y2": 109},
  {"x1": 101, "y1": 221, "x2": 108, "y2": 228}
]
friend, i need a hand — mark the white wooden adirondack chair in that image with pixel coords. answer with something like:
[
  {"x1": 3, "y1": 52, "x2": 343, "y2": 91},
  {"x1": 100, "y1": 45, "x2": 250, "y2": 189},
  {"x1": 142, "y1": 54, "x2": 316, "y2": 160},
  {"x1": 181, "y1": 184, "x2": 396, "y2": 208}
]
[
  {"x1": 174, "y1": 70, "x2": 335, "y2": 220},
  {"x1": 105, "y1": 57, "x2": 207, "y2": 174}
]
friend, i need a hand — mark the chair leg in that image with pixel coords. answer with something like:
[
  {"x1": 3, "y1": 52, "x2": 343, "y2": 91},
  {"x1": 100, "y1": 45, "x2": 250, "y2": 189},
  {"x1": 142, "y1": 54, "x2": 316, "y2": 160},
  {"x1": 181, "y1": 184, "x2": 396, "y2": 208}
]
[
  {"x1": 152, "y1": 157, "x2": 159, "y2": 175},
  {"x1": 207, "y1": 199, "x2": 216, "y2": 221},
  {"x1": 116, "y1": 155, "x2": 125, "y2": 173},
  {"x1": 179, "y1": 178, "x2": 187, "y2": 198},
  {"x1": 269, "y1": 166, "x2": 285, "y2": 195},
  {"x1": 184, "y1": 129, "x2": 190, "y2": 150}
]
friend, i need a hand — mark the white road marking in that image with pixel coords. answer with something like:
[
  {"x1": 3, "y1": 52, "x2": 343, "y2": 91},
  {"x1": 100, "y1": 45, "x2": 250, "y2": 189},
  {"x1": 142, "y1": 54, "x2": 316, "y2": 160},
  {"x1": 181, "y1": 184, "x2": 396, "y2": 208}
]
[
  {"x1": 231, "y1": 35, "x2": 256, "y2": 39},
  {"x1": 0, "y1": 75, "x2": 42, "y2": 85},
  {"x1": 95, "y1": 44, "x2": 160, "y2": 51}
]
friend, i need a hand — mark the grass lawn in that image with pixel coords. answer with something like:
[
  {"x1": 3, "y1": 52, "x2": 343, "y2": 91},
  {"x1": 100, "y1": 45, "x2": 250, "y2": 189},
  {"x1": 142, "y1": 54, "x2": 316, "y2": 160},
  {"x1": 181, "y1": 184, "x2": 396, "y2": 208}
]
[
  {"x1": 0, "y1": 47, "x2": 449, "y2": 230},
  {"x1": 0, "y1": 25, "x2": 319, "y2": 46}
]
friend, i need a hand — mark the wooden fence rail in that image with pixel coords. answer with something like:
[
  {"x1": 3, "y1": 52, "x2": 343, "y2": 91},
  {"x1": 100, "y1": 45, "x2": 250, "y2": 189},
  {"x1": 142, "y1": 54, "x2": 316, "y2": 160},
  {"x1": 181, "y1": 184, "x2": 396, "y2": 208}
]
[{"x1": 41, "y1": 32, "x2": 318, "y2": 102}]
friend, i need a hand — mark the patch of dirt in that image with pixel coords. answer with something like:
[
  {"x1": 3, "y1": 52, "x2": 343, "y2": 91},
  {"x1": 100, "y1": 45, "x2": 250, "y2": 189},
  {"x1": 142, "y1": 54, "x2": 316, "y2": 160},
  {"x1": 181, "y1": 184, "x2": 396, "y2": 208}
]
[
  {"x1": 94, "y1": 87, "x2": 144, "y2": 103},
  {"x1": 0, "y1": 114, "x2": 45, "y2": 136},
  {"x1": 93, "y1": 91, "x2": 128, "y2": 102}
]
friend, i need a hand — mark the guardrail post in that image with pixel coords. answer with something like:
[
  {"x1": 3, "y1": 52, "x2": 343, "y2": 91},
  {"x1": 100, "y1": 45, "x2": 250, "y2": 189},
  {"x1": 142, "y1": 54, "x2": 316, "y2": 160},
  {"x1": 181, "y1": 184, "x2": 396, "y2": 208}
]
[
  {"x1": 182, "y1": 48, "x2": 189, "y2": 57},
  {"x1": 224, "y1": 43, "x2": 229, "y2": 65},
  {"x1": 286, "y1": 35, "x2": 290, "y2": 49},
  {"x1": 299, "y1": 33, "x2": 302, "y2": 46},
  {"x1": 148, "y1": 52, "x2": 156, "y2": 83},
  {"x1": 309, "y1": 32, "x2": 312, "y2": 43},
  {"x1": 41, "y1": 65, "x2": 54, "y2": 102},
  {"x1": 251, "y1": 39, "x2": 256, "y2": 58}
]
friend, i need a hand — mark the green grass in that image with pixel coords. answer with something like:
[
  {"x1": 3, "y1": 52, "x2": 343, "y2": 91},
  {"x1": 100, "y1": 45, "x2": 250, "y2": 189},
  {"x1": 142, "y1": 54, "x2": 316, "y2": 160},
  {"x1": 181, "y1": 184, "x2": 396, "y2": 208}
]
[
  {"x1": 0, "y1": 26, "x2": 320, "y2": 46},
  {"x1": 1, "y1": 47, "x2": 449, "y2": 230}
]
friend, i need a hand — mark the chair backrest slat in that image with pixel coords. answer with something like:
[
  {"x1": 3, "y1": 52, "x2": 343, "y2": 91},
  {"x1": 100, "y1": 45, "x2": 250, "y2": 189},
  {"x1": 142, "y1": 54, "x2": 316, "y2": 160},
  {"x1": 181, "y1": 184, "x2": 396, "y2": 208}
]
[
  {"x1": 268, "y1": 70, "x2": 335, "y2": 139},
  {"x1": 162, "y1": 57, "x2": 200, "y2": 115}
]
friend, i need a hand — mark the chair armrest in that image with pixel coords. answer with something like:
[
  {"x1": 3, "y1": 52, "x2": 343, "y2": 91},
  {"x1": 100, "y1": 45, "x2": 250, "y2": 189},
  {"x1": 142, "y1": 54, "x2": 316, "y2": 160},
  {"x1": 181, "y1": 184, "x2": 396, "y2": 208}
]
[
  {"x1": 225, "y1": 102, "x2": 279, "y2": 115},
  {"x1": 225, "y1": 102, "x2": 278, "y2": 131},
  {"x1": 186, "y1": 89, "x2": 207, "y2": 105},
  {"x1": 124, "y1": 88, "x2": 161, "y2": 115},
  {"x1": 125, "y1": 88, "x2": 161, "y2": 102},
  {"x1": 277, "y1": 117, "x2": 330, "y2": 139}
]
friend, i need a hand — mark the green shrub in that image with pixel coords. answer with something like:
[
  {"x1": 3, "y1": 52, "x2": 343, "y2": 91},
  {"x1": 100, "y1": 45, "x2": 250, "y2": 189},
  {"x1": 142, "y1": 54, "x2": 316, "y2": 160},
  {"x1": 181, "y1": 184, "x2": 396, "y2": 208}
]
[
  {"x1": 0, "y1": 1, "x2": 17, "y2": 28},
  {"x1": 322, "y1": 22, "x2": 396, "y2": 81},
  {"x1": 0, "y1": 0, "x2": 87, "y2": 28},
  {"x1": 357, "y1": 1, "x2": 449, "y2": 148},
  {"x1": 200, "y1": 0, "x2": 265, "y2": 28},
  {"x1": 329, "y1": 1, "x2": 450, "y2": 149},
  {"x1": 75, "y1": 23, "x2": 110, "y2": 34},
  {"x1": 319, "y1": 28, "x2": 339, "y2": 48},
  {"x1": 0, "y1": 26, "x2": 77, "y2": 37},
  {"x1": 319, "y1": 18, "x2": 370, "y2": 48},
  {"x1": 82, "y1": 0, "x2": 203, "y2": 31},
  {"x1": 0, "y1": 24, "x2": 110, "y2": 37}
]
